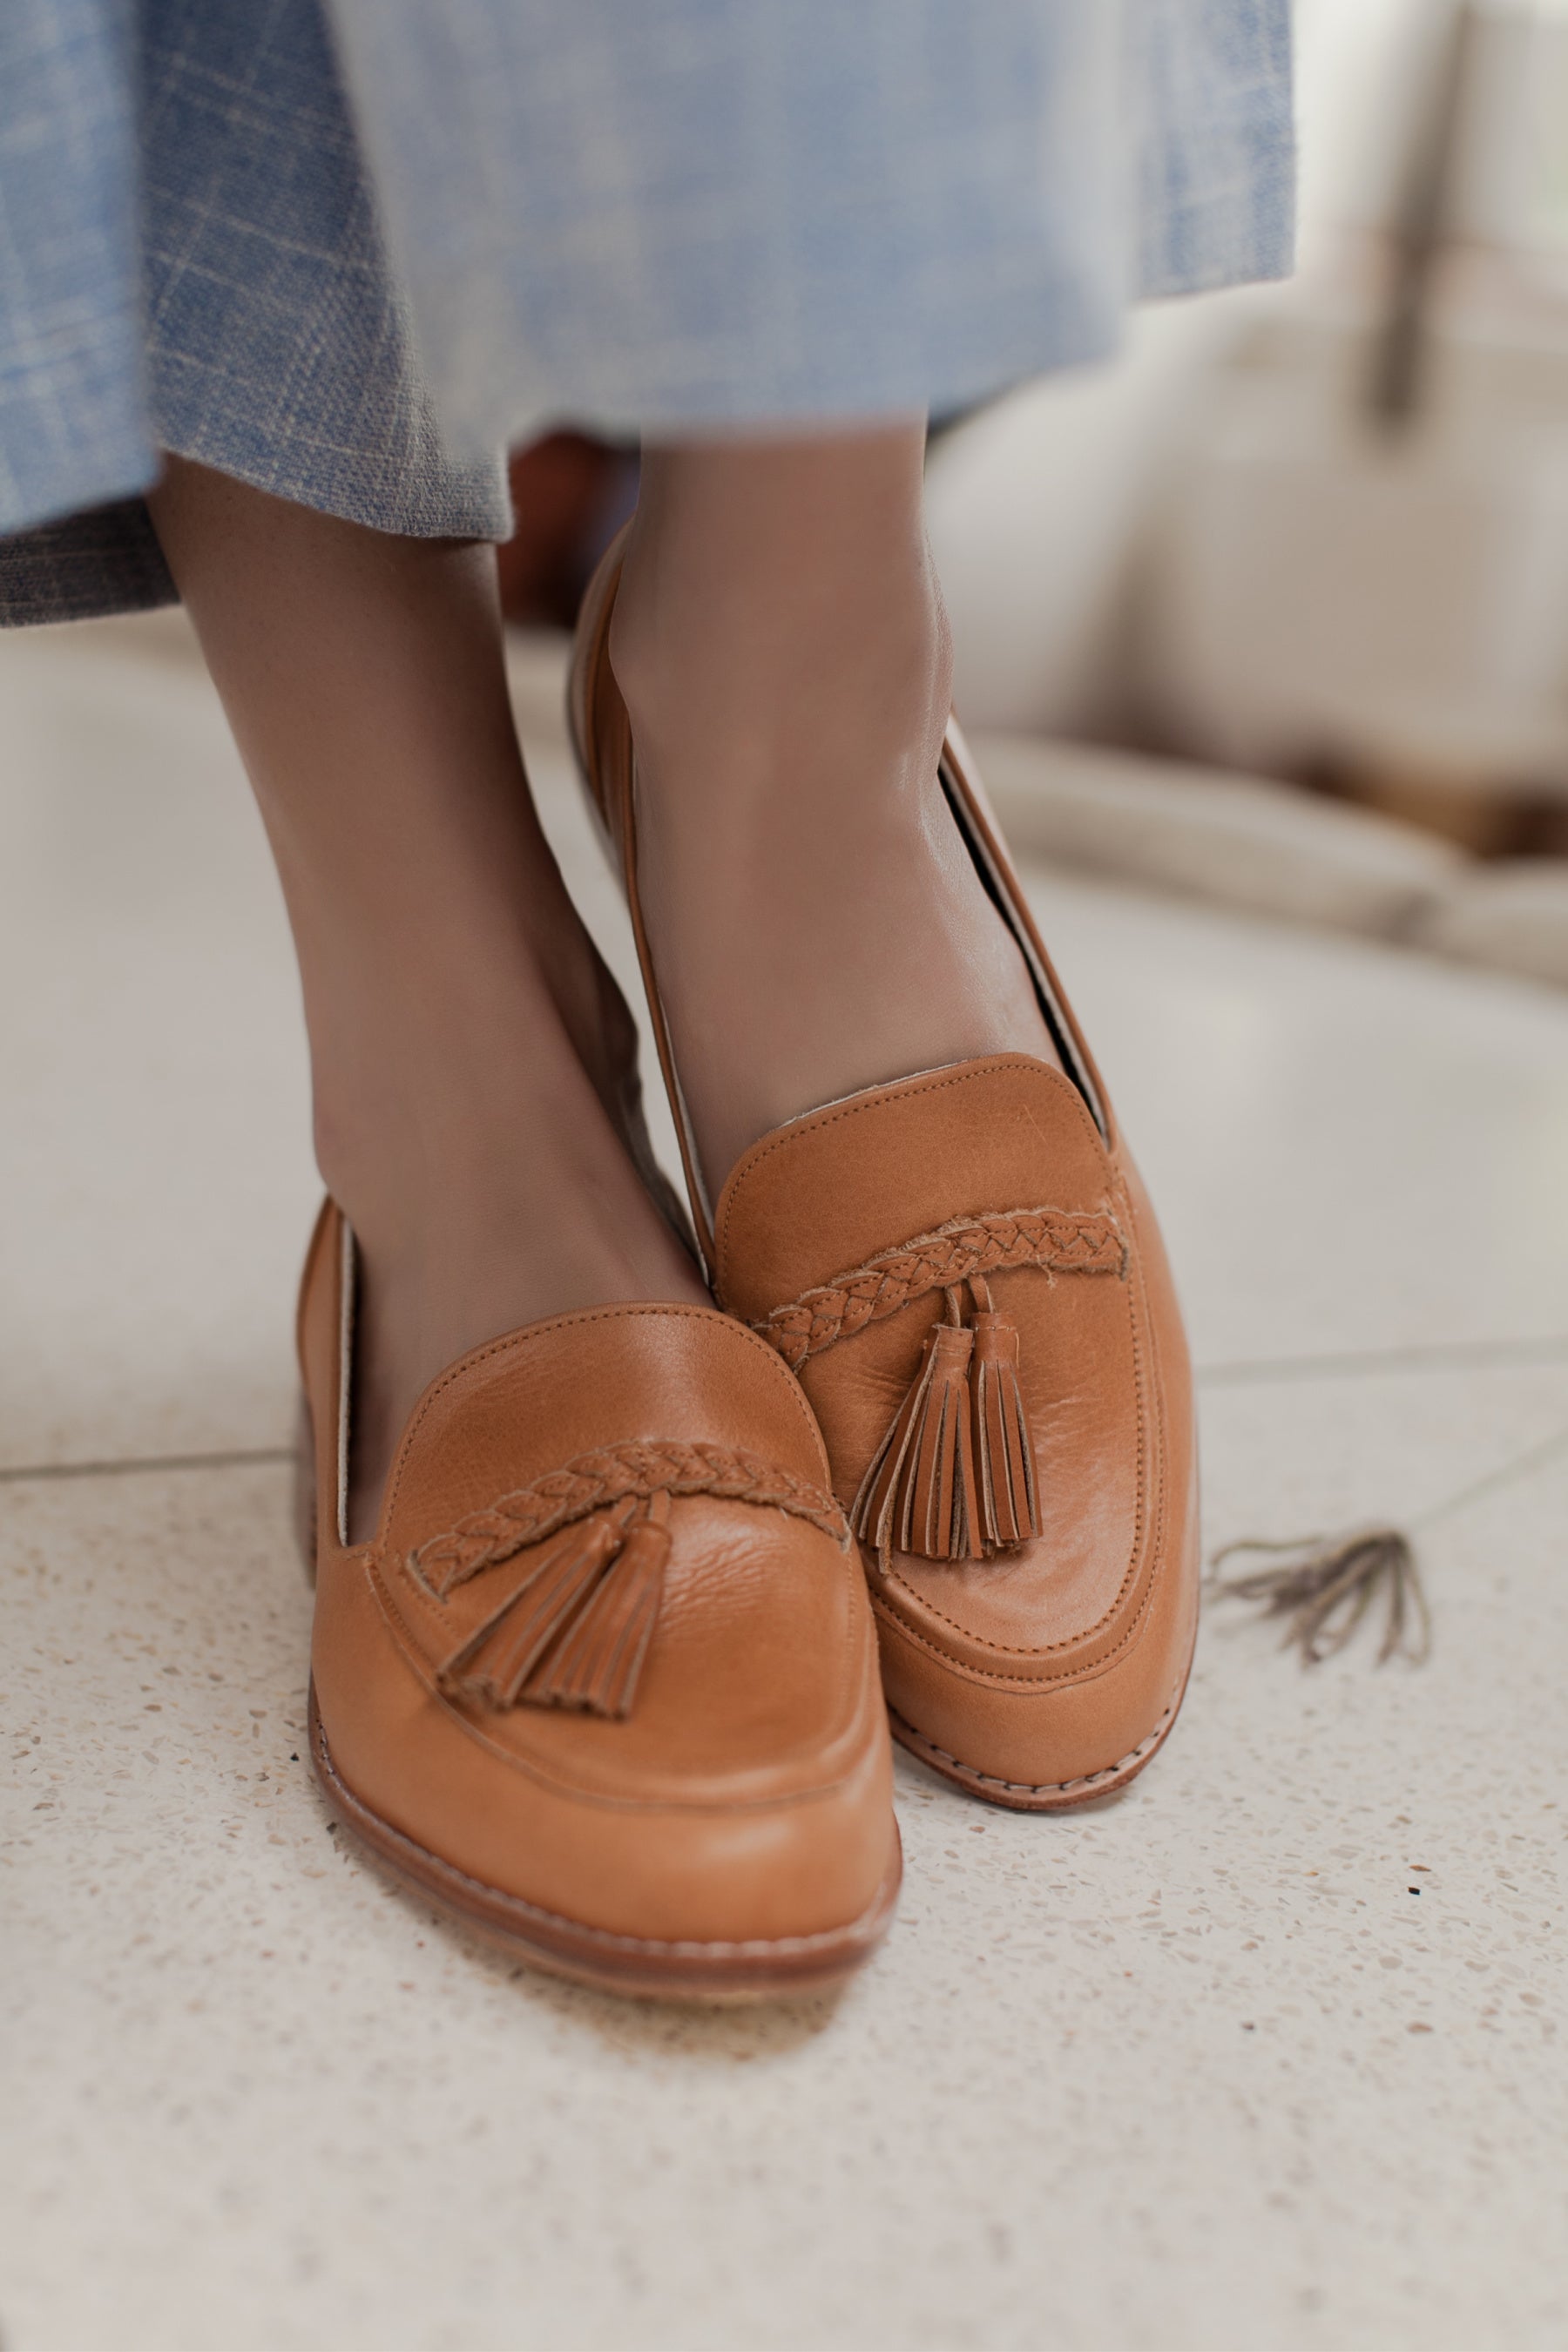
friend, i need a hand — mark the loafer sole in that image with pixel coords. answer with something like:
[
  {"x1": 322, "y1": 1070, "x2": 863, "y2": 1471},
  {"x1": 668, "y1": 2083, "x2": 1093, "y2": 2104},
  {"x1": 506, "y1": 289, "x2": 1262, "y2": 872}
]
[
  {"x1": 886, "y1": 1647, "x2": 1193, "y2": 1815},
  {"x1": 308, "y1": 1681, "x2": 902, "y2": 2003}
]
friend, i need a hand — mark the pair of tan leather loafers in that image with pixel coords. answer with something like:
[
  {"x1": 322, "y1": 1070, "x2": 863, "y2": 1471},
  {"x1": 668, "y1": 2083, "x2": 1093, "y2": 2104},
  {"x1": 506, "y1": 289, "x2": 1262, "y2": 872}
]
[{"x1": 298, "y1": 541, "x2": 1200, "y2": 2000}]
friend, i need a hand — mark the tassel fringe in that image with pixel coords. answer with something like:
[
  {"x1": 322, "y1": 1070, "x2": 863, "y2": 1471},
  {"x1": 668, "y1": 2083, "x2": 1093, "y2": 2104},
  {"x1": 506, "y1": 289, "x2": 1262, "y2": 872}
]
[
  {"x1": 439, "y1": 1493, "x2": 672, "y2": 1720},
  {"x1": 529, "y1": 1490, "x2": 671, "y2": 1717},
  {"x1": 853, "y1": 1276, "x2": 1042, "y2": 1571},
  {"x1": 968, "y1": 1275, "x2": 1039, "y2": 1548},
  {"x1": 853, "y1": 1289, "x2": 981, "y2": 1570},
  {"x1": 1206, "y1": 1526, "x2": 1430, "y2": 1666}
]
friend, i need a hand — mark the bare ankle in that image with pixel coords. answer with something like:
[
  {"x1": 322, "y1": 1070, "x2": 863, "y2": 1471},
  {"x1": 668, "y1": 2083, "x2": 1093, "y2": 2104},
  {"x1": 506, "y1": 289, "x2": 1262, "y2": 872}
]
[
  {"x1": 611, "y1": 544, "x2": 950, "y2": 820},
  {"x1": 599, "y1": 440, "x2": 1051, "y2": 1191},
  {"x1": 330, "y1": 1051, "x2": 706, "y2": 1540}
]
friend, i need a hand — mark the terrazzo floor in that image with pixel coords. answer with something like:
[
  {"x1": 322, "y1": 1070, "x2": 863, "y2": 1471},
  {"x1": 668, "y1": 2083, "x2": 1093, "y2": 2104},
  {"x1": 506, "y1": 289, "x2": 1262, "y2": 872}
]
[{"x1": 3, "y1": 615, "x2": 1566, "y2": 2352}]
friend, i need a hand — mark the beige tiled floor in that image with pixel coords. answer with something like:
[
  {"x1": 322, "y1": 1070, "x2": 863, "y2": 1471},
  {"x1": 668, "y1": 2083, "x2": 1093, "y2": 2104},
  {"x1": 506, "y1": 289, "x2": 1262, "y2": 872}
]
[{"x1": 3, "y1": 617, "x2": 1566, "y2": 2352}]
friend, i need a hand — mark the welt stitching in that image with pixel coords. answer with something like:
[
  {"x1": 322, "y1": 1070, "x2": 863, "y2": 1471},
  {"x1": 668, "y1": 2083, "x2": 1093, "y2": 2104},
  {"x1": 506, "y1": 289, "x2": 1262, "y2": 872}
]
[
  {"x1": 381, "y1": 1301, "x2": 829, "y2": 1526},
  {"x1": 893, "y1": 1693, "x2": 1178, "y2": 1795},
  {"x1": 315, "y1": 1718, "x2": 892, "y2": 1955},
  {"x1": 361, "y1": 1558, "x2": 868, "y2": 1816}
]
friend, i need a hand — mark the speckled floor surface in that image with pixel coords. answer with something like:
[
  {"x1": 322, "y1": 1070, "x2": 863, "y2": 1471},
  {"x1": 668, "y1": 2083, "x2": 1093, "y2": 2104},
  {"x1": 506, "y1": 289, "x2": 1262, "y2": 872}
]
[{"x1": 3, "y1": 618, "x2": 1566, "y2": 2352}]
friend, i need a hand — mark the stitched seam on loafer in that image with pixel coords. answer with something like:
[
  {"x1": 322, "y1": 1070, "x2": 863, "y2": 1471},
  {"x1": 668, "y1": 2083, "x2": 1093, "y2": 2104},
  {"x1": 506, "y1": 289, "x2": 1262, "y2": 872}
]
[{"x1": 869, "y1": 1262, "x2": 1152, "y2": 1661}]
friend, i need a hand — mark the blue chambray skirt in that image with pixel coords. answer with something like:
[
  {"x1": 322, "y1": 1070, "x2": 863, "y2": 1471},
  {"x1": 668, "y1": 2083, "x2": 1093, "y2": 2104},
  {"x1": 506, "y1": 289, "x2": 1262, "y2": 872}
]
[{"x1": 0, "y1": 0, "x2": 1293, "y2": 625}]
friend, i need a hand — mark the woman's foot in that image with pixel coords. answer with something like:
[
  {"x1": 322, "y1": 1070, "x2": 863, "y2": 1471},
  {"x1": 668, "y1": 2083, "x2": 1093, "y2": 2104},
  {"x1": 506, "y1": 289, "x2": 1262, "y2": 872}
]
[
  {"x1": 145, "y1": 460, "x2": 706, "y2": 1541},
  {"x1": 608, "y1": 428, "x2": 1058, "y2": 1197},
  {"x1": 573, "y1": 518, "x2": 1202, "y2": 1819},
  {"x1": 337, "y1": 970, "x2": 706, "y2": 1544}
]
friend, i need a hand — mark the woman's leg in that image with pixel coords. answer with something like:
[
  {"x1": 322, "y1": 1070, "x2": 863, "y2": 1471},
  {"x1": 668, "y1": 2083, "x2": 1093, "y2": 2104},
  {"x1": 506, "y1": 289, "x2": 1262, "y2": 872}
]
[
  {"x1": 146, "y1": 458, "x2": 706, "y2": 1539},
  {"x1": 609, "y1": 423, "x2": 1057, "y2": 1193}
]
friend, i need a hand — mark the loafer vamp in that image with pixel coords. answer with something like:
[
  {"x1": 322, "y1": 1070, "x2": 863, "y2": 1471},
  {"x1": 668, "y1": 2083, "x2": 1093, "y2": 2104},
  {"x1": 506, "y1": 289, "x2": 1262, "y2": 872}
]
[
  {"x1": 299, "y1": 1240, "x2": 896, "y2": 1951},
  {"x1": 714, "y1": 1057, "x2": 1199, "y2": 1788}
]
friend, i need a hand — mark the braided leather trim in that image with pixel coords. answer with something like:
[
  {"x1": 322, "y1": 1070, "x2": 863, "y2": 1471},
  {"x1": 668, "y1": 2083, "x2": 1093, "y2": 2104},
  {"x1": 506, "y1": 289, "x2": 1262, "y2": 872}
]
[
  {"x1": 753, "y1": 1206, "x2": 1127, "y2": 1372},
  {"x1": 410, "y1": 1440, "x2": 849, "y2": 1594}
]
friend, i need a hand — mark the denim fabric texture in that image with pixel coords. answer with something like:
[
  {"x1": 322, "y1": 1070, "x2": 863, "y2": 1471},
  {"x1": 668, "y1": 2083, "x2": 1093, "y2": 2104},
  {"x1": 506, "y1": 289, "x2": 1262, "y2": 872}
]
[
  {"x1": 333, "y1": 0, "x2": 1294, "y2": 455},
  {"x1": 1, "y1": 0, "x2": 1291, "y2": 625},
  {"x1": 0, "y1": 0, "x2": 509, "y2": 623}
]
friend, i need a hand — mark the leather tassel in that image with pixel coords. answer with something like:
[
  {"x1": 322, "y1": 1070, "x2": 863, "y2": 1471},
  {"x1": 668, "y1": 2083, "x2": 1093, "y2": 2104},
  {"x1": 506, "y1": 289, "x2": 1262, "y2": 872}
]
[
  {"x1": 968, "y1": 1274, "x2": 1039, "y2": 1550},
  {"x1": 439, "y1": 1507, "x2": 628, "y2": 1707},
  {"x1": 528, "y1": 1491, "x2": 672, "y2": 1718},
  {"x1": 853, "y1": 1289, "x2": 981, "y2": 1570}
]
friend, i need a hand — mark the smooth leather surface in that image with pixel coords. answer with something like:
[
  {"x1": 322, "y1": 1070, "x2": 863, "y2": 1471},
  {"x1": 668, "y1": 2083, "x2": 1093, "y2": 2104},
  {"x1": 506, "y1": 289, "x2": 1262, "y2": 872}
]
[
  {"x1": 715, "y1": 1057, "x2": 1198, "y2": 1792},
  {"x1": 299, "y1": 1202, "x2": 899, "y2": 1948},
  {"x1": 568, "y1": 537, "x2": 1200, "y2": 1802}
]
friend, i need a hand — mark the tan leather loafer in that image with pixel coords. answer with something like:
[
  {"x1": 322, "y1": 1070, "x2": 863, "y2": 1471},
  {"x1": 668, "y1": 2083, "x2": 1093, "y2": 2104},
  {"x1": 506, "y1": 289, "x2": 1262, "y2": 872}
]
[
  {"x1": 568, "y1": 541, "x2": 1200, "y2": 1812},
  {"x1": 295, "y1": 1201, "x2": 901, "y2": 1994}
]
